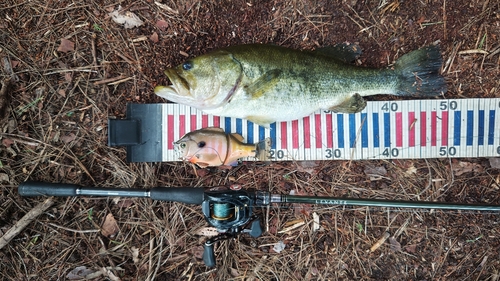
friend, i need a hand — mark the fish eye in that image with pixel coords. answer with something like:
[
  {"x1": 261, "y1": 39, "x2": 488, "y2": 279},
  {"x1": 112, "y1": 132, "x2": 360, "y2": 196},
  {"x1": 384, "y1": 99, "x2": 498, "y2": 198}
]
[
  {"x1": 198, "y1": 141, "x2": 206, "y2": 148},
  {"x1": 180, "y1": 143, "x2": 186, "y2": 148},
  {"x1": 182, "y1": 61, "x2": 193, "y2": 71}
]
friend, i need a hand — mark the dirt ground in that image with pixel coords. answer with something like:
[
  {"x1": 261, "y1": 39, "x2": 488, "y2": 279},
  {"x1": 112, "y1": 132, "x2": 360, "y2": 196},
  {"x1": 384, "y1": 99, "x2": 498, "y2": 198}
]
[{"x1": 1, "y1": 0, "x2": 500, "y2": 280}]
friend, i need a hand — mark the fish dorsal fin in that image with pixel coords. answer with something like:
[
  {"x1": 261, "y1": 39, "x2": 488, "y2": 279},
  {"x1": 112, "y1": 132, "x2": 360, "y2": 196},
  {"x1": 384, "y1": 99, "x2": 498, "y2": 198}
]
[
  {"x1": 230, "y1": 133, "x2": 244, "y2": 142},
  {"x1": 314, "y1": 43, "x2": 362, "y2": 63},
  {"x1": 245, "y1": 69, "x2": 282, "y2": 100},
  {"x1": 328, "y1": 93, "x2": 367, "y2": 113}
]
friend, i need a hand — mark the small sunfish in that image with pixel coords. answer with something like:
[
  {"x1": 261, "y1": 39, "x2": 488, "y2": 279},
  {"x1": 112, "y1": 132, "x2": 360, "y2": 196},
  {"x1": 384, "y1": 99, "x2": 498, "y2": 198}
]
[
  {"x1": 174, "y1": 127, "x2": 270, "y2": 168},
  {"x1": 155, "y1": 43, "x2": 446, "y2": 127}
]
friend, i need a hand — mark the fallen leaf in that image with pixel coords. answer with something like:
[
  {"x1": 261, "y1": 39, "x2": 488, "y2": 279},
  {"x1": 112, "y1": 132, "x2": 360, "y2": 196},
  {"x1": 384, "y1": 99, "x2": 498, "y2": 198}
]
[
  {"x1": 60, "y1": 133, "x2": 77, "y2": 143},
  {"x1": 489, "y1": 158, "x2": 500, "y2": 169},
  {"x1": 452, "y1": 161, "x2": 483, "y2": 176},
  {"x1": 66, "y1": 266, "x2": 99, "y2": 280},
  {"x1": 58, "y1": 89, "x2": 66, "y2": 97},
  {"x1": 2, "y1": 138, "x2": 14, "y2": 148},
  {"x1": 65, "y1": 72, "x2": 72, "y2": 82},
  {"x1": 0, "y1": 173, "x2": 9, "y2": 183},
  {"x1": 131, "y1": 246, "x2": 139, "y2": 264},
  {"x1": 272, "y1": 241, "x2": 286, "y2": 253},
  {"x1": 57, "y1": 38, "x2": 75, "y2": 53},
  {"x1": 191, "y1": 245, "x2": 204, "y2": 259},
  {"x1": 109, "y1": 6, "x2": 144, "y2": 29},
  {"x1": 155, "y1": 20, "x2": 169, "y2": 31},
  {"x1": 405, "y1": 244, "x2": 417, "y2": 254},
  {"x1": 405, "y1": 164, "x2": 418, "y2": 175},
  {"x1": 312, "y1": 212, "x2": 320, "y2": 232},
  {"x1": 10, "y1": 60, "x2": 19, "y2": 68},
  {"x1": 230, "y1": 268, "x2": 240, "y2": 277},
  {"x1": 112, "y1": 198, "x2": 134, "y2": 208},
  {"x1": 296, "y1": 161, "x2": 319, "y2": 175},
  {"x1": 101, "y1": 213, "x2": 119, "y2": 237},
  {"x1": 364, "y1": 165, "x2": 387, "y2": 176},
  {"x1": 389, "y1": 237, "x2": 401, "y2": 252},
  {"x1": 150, "y1": 32, "x2": 159, "y2": 43}
]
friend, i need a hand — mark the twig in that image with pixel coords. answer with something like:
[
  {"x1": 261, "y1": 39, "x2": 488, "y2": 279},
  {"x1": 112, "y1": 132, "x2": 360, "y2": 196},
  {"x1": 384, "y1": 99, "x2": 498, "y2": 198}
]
[
  {"x1": 47, "y1": 223, "x2": 99, "y2": 233},
  {"x1": 0, "y1": 78, "x2": 12, "y2": 121},
  {"x1": 0, "y1": 197, "x2": 55, "y2": 250}
]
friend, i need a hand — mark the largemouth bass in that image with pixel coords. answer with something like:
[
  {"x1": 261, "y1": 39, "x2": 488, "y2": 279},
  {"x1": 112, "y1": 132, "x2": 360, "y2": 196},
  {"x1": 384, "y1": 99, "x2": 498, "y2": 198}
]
[
  {"x1": 155, "y1": 44, "x2": 446, "y2": 127},
  {"x1": 174, "y1": 127, "x2": 270, "y2": 167}
]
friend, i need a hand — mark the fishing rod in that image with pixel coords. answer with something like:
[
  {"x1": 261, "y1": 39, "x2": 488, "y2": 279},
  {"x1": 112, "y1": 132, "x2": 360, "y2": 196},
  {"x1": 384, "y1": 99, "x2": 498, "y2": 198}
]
[{"x1": 18, "y1": 181, "x2": 500, "y2": 267}]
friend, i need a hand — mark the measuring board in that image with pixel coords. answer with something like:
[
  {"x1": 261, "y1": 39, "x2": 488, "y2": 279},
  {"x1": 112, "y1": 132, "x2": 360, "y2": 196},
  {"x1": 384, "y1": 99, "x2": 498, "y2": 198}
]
[{"x1": 108, "y1": 98, "x2": 500, "y2": 162}]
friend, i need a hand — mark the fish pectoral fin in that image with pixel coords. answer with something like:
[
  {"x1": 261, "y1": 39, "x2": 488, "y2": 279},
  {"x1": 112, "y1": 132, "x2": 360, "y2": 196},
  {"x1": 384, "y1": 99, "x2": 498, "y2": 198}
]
[
  {"x1": 245, "y1": 69, "x2": 282, "y2": 100},
  {"x1": 314, "y1": 43, "x2": 362, "y2": 63},
  {"x1": 230, "y1": 133, "x2": 245, "y2": 142},
  {"x1": 328, "y1": 93, "x2": 367, "y2": 113},
  {"x1": 195, "y1": 162, "x2": 210, "y2": 168}
]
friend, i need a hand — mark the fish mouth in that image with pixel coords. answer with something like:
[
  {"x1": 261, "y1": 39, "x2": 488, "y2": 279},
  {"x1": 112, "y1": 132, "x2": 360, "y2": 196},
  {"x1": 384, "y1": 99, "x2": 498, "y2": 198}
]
[{"x1": 154, "y1": 69, "x2": 191, "y2": 101}]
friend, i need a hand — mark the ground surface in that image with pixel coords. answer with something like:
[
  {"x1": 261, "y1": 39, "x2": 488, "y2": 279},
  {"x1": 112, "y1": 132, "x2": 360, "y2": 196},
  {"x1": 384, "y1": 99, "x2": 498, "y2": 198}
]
[{"x1": 1, "y1": 0, "x2": 500, "y2": 280}]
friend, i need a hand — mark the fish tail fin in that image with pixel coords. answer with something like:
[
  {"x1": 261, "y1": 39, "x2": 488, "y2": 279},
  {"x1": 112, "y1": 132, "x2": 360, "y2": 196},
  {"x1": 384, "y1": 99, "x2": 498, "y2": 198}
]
[
  {"x1": 395, "y1": 45, "x2": 447, "y2": 97},
  {"x1": 254, "y1": 137, "x2": 272, "y2": 161}
]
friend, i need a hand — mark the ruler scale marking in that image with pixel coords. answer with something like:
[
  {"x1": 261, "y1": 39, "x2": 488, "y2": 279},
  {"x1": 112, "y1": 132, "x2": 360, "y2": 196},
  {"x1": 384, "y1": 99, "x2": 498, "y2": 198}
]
[{"x1": 157, "y1": 99, "x2": 500, "y2": 162}]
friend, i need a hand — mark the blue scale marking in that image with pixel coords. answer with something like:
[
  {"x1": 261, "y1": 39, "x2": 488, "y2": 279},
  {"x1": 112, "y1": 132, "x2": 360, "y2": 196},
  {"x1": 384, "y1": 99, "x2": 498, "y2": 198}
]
[
  {"x1": 337, "y1": 114, "x2": 344, "y2": 149},
  {"x1": 373, "y1": 113, "x2": 380, "y2": 148},
  {"x1": 454, "y1": 111, "x2": 461, "y2": 146},
  {"x1": 247, "y1": 120, "x2": 254, "y2": 143},
  {"x1": 384, "y1": 112, "x2": 390, "y2": 148},
  {"x1": 270, "y1": 122, "x2": 276, "y2": 149},
  {"x1": 236, "y1": 119, "x2": 242, "y2": 135},
  {"x1": 361, "y1": 113, "x2": 368, "y2": 148},
  {"x1": 488, "y1": 110, "x2": 495, "y2": 145},
  {"x1": 225, "y1": 117, "x2": 232, "y2": 133},
  {"x1": 467, "y1": 110, "x2": 473, "y2": 146},
  {"x1": 349, "y1": 114, "x2": 356, "y2": 148},
  {"x1": 259, "y1": 125, "x2": 267, "y2": 145},
  {"x1": 478, "y1": 110, "x2": 484, "y2": 146}
]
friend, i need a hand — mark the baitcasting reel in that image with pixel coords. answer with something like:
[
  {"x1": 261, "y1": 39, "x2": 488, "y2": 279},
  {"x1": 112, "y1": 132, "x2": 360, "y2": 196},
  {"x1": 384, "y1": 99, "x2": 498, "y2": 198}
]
[{"x1": 201, "y1": 190, "x2": 267, "y2": 267}]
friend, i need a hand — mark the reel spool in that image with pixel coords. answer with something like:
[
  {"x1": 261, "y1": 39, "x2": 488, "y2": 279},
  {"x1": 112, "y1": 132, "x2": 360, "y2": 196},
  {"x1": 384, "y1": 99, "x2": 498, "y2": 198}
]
[{"x1": 202, "y1": 190, "x2": 253, "y2": 232}]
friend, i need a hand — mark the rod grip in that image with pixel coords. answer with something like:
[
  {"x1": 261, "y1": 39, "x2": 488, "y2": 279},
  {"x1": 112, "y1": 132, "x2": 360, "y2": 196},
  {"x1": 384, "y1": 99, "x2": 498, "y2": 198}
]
[
  {"x1": 18, "y1": 181, "x2": 80, "y2": 197},
  {"x1": 149, "y1": 187, "x2": 205, "y2": 205}
]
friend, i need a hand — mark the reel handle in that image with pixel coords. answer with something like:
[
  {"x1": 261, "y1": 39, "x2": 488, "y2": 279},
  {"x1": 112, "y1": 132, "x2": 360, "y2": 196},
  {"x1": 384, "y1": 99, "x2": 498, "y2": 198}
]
[{"x1": 203, "y1": 241, "x2": 216, "y2": 267}]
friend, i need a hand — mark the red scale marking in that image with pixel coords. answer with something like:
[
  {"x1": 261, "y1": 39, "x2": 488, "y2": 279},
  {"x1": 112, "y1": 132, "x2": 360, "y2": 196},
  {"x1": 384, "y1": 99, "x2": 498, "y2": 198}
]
[
  {"x1": 190, "y1": 115, "x2": 197, "y2": 132},
  {"x1": 315, "y1": 114, "x2": 322, "y2": 149},
  {"x1": 431, "y1": 111, "x2": 437, "y2": 146},
  {"x1": 396, "y1": 112, "x2": 402, "y2": 147},
  {"x1": 326, "y1": 115, "x2": 333, "y2": 148},
  {"x1": 168, "y1": 115, "x2": 174, "y2": 149},
  {"x1": 292, "y1": 120, "x2": 299, "y2": 149},
  {"x1": 280, "y1": 122, "x2": 288, "y2": 149},
  {"x1": 441, "y1": 111, "x2": 448, "y2": 146},
  {"x1": 408, "y1": 112, "x2": 415, "y2": 147},
  {"x1": 303, "y1": 116, "x2": 311, "y2": 149},
  {"x1": 420, "y1": 112, "x2": 427, "y2": 146},
  {"x1": 179, "y1": 115, "x2": 185, "y2": 138},
  {"x1": 213, "y1": 116, "x2": 220, "y2": 127},
  {"x1": 202, "y1": 115, "x2": 208, "y2": 128}
]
